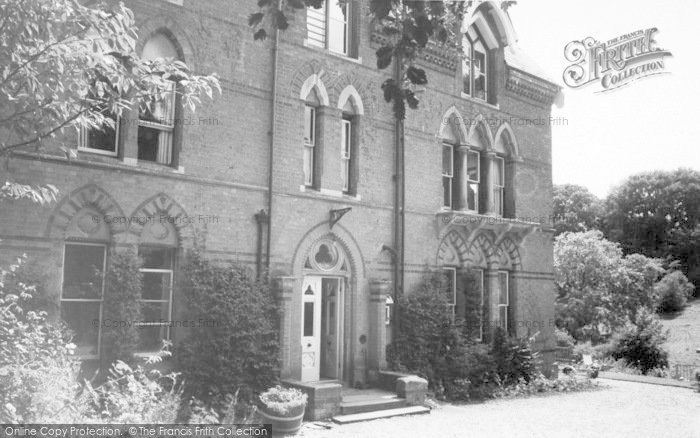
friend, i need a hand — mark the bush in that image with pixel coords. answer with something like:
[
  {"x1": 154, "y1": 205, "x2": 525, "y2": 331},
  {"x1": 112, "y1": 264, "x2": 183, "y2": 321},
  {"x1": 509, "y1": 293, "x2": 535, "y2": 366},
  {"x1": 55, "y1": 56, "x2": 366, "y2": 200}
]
[
  {"x1": 554, "y1": 328, "x2": 575, "y2": 349},
  {"x1": 655, "y1": 271, "x2": 695, "y2": 313},
  {"x1": 0, "y1": 257, "x2": 81, "y2": 423},
  {"x1": 490, "y1": 327, "x2": 538, "y2": 386},
  {"x1": 177, "y1": 252, "x2": 279, "y2": 403},
  {"x1": 609, "y1": 309, "x2": 669, "y2": 374},
  {"x1": 100, "y1": 250, "x2": 142, "y2": 370}
]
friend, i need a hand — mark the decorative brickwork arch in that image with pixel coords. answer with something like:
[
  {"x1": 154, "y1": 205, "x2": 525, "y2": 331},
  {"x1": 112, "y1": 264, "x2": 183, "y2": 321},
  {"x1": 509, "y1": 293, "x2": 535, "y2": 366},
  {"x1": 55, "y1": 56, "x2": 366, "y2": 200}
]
[
  {"x1": 437, "y1": 229, "x2": 491, "y2": 267},
  {"x1": 291, "y1": 222, "x2": 365, "y2": 280},
  {"x1": 135, "y1": 17, "x2": 194, "y2": 65},
  {"x1": 467, "y1": 114, "x2": 494, "y2": 149},
  {"x1": 438, "y1": 105, "x2": 469, "y2": 144},
  {"x1": 291, "y1": 61, "x2": 331, "y2": 106},
  {"x1": 127, "y1": 193, "x2": 192, "y2": 247},
  {"x1": 494, "y1": 122, "x2": 520, "y2": 158},
  {"x1": 46, "y1": 184, "x2": 126, "y2": 241},
  {"x1": 499, "y1": 237, "x2": 522, "y2": 269},
  {"x1": 336, "y1": 85, "x2": 365, "y2": 115}
]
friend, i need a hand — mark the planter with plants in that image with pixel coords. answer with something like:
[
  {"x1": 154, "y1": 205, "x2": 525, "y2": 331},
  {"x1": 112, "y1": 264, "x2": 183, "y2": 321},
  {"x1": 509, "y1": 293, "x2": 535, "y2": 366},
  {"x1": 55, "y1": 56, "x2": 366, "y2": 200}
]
[{"x1": 258, "y1": 385, "x2": 308, "y2": 435}]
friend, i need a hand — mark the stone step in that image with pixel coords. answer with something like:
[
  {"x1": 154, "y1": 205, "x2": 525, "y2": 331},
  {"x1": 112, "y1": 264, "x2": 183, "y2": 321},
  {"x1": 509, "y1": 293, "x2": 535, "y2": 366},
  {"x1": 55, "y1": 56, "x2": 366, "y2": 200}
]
[
  {"x1": 332, "y1": 405, "x2": 430, "y2": 424},
  {"x1": 340, "y1": 397, "x2": 407, "y2": 415}
]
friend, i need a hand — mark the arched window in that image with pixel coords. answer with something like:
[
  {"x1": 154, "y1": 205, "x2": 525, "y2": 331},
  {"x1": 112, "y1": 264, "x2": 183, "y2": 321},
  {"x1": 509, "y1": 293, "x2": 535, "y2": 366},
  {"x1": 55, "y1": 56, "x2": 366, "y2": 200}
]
[
  {"x1": 138, "y1": 33, "x2": 179, "y2": 165},
  {"x1": 338, "y1": 86, "x2": 363, "y2": 195},
  {"x1": 303, "y1": 89, "x2": 321, "y2": 187}
]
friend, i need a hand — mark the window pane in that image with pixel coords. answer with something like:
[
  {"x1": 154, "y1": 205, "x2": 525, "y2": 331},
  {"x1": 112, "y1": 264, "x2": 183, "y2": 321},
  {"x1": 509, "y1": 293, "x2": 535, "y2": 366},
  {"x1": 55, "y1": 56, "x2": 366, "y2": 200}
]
[
  {"x1": 342, "y1": 159, "x2": 350, "y2": 192},
  {"x1": 493, "y1": 157, "x2": 504, "y2": 186},
  {"x1": 464, "y1": 270, "x2": 483, "y2": 340},
  {"x1": 140, "y1": 248, "x2": 174, "y2": 270},
  {"x1": 61, "y1": 301, "x2": 100, "y2": 356},
  {"x1": 306, "y1": 4, "x2": 326, "y2": 47},
  {"x1": 474, "y1": 51, "x2": 486, "y2": 100},
  {"x1": 467, "y1": 151, "x2": 479, "y2": 181},
  {"x1": 499, "y1": 272, "x2": 508, "y2": 305},
  {"x1": 303, "y1": 302, "x2": 314, "y2": 337},
  {"x1": 63, "y1": 244, "x2": 105, "y2": 299},
  {"x1": 303, "y1": 146, "x2": 314, "y2": 186},
  {"x1": 140, "y1": 84, "x2": 175, "y2": 126},
  {"x1": 328, "y1": 1, "x2": 348, "y2": 54},
  {"x1": 467, "y1": 182, "x2": 478, "y2": 211},
  {"x1": 462, "y1": 35, "x2": 471, "y2": 95},
  {"x1": 139, "y1": 302, "x2": 170, "y2": 351},
  {"x1": 142, "y1": 272, "x2": 172, "y2": 301},
  {"x1": 342, "y1": 120, "x2": 351, "y2": 157},
  {"x1": 443, "y1": 176, "x2": 452, "y2": 208},
  {"x1": 86, "y1": 117, "x2": 117, "y2": 153},
  {"x1": 499, "y1": 306, "x2": 508, "y2": 330},
  {"x1": 304, "y1": 106, "x2": 315, "y2": 145},
  {"x1": 442, "y1": 144, "x2": 453, "y2": 177},
  {"x1": 494, "y1": 187, "x2": 504, "y2": 216}
]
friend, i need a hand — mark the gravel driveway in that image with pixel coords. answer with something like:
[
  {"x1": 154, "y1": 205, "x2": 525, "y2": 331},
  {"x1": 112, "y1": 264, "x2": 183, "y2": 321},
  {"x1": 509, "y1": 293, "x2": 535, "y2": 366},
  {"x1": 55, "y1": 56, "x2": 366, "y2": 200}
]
[{"x1": 300, "y1": 379, "x2": 700, "y2": 438}]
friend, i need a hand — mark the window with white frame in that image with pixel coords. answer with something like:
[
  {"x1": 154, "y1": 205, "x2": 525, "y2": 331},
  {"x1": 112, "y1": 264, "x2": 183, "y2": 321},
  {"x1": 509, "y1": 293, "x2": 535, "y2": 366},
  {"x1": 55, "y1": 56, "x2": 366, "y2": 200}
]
[
  {"x1": 498, "y1": 271, "x2": 509, "y2": 332},
  {"x1": 303, "y1": 105, "x2": 317, "y2": 187},
  {"x1": 138, "y1": 33, "x2": 178, "y2": 165},
  {"x1": 442, "y1": 267, "x2": 457, "y2": 316},
  {"x1": 466, "y1": 150, "x2": 480, "y2": 211},
  {"x1": 307, "y1": 0, "x2": 350, "y2": 56},
  {"x1": 462, "y1": 33, "x2": 488, "y2": 101},
  {"x1": 442, "y1": 143, "x2": 453, "y2": 208},
  {"x1": 492, "y1": 156, "x2": 505, "y2": 216},
  {"x1": 341, "y1": 117, "x2": 352, "y2": 193},
  {"x1": 138, "y1": 247, "x2": 174, "y2": 352},
  {"x1": 80, "y1": 109, "x2": 119, "y2": 156},
  {"x1": 60, "y1": 243, "x2": 106, "y2": 356}
]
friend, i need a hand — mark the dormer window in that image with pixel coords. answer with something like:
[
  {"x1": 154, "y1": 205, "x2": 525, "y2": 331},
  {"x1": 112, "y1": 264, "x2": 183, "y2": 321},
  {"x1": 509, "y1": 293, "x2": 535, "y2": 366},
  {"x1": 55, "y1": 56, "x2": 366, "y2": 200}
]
[
  {"x1": 462, "y1": 32, "x2": 489, "y2": 102},
  {"x1": 307, "y1": 0, "x2": 353, "y2": 57}
]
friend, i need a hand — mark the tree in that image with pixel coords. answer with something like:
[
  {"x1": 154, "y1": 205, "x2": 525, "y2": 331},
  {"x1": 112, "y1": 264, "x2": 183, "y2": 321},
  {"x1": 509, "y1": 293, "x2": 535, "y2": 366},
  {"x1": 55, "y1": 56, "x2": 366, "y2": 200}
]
[
  {"x1": 0, "y1": 0, "x2": 220, "y2": 196},
  {"x1": 248, "y1": 0, "x2": 492, "y2": 120},
  {"x1": 554, "y1": 230, "x2": 664, "y2": 343},
  {"x1": 552, "y1": 184, "x2": 601, "y2": 235},
  {"x1": 603, "y1": 168, "x2": 700, "y2": 292}
]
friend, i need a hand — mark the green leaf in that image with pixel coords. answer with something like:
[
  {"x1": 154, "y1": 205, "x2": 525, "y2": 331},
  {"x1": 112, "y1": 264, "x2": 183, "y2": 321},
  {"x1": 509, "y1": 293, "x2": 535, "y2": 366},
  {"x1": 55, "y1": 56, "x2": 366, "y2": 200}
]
[{"x1": 376, "y1": 46, "x2": 394, "y2": 70}]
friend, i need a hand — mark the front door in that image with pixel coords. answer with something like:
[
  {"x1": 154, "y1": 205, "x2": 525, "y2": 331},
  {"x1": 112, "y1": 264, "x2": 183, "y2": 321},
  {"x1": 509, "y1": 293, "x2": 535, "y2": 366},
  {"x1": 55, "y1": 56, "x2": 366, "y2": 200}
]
[{"x1": 301, "y1": 276, "x2": 322, "y2": 382}]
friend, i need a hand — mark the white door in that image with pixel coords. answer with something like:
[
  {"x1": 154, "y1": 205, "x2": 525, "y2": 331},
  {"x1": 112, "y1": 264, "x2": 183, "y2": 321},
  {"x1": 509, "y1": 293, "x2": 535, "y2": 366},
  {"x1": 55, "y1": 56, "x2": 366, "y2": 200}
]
[
  {"x1": 322, "y1": 278, "x2": 343, "y2": 379},
  {"x1": 301, "y1": 276, "x2": 322, "y2": 382}
]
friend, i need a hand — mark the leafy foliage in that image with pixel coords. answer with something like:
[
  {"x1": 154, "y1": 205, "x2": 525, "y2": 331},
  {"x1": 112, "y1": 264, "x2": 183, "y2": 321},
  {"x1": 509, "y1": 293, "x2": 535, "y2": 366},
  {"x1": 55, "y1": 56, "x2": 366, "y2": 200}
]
[
  {"x1": 0, "y1": 182, "x2": 59, "y2": 205},
  {"x1": 609, "y1": 309, "x2": 669, "y2": 375},
  {"x1": 248, "y1": 0, "x2": 471, "y2": 119},
  {"x1": 603, "y1": 168, "x2": 700, "y2": 293},
  {"x1": 0, "y1": 0, "x2": 220, "y2": 156},
  {"x1": 655, "y1": 270, "x2": 695, "y2": 313},
  {"x1": 490, "y1": 327, "x2": 538, "y2": 386},
  {"x1": 554, "y1": 231, "x2": 664, "y2": 343},
  {"x1": 100, "y1": 250, "x2": 143, "y2": 371},
  {"x1": 552, "y1": 184, "x2": 602, "y2": 235},
  {"x1": 258, "y1": 385, "x2": 307, "y2": 417},
  {"x1": 177, "y1": 252, "x2": 279, "y2": 403},
  {"x1": 0, "y1": 257, "x2": 80, "y2": 423}
]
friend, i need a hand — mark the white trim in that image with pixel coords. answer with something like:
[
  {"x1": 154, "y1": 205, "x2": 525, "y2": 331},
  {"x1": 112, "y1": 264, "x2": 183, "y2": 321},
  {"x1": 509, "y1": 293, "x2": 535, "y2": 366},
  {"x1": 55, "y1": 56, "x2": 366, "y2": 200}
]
[
  {"x1": 337, "y1": 85, "x2": 364, "y2": 115},
  {"x1": 300, "y1": 73, "x2": 330, "y2": 106},
  {"x1": 79, "y1": 119, "x2": 120, "y2": 157}
]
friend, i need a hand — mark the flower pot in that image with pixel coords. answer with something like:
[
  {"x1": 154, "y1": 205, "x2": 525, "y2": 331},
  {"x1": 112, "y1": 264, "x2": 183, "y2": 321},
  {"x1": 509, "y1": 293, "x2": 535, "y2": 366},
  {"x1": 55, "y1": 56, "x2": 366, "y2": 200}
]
[{"x1": 259, "y1": 407, "x2": 305, "y2": 436}]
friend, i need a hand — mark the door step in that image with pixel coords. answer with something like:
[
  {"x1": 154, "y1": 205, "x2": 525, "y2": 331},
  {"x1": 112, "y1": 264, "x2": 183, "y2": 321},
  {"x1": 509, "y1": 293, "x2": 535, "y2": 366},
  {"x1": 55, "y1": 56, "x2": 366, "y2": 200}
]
[
  {"x1": 340, "y1": 396, "x2": 407, "y2": 415},
  {"x1": 332, "y1": 405, "x2": 430, "y2": 424}
]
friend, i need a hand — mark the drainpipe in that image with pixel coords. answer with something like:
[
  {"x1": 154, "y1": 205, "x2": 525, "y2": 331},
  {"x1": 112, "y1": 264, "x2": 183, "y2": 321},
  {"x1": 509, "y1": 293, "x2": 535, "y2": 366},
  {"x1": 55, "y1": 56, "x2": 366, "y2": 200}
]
[
  {"x1": 392, "y1": 54, "x2": 405, "y2": 329},
  {"x1": 265, "y1": 1, "x2": 281, "y2": 277}
]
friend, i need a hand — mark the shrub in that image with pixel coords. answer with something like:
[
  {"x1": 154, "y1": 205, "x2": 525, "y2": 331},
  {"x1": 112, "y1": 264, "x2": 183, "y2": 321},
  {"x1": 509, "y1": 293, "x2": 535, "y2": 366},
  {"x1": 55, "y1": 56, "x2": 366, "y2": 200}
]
[
  {"x1": 554, "y1": 328, "x2": 575, "y2": 349},
  {"x1": 609, "y1": 309, "x2": 669, "y2": 374},
  {"x1": 0, "y1": 257, "x2": 81, "y2": 423},
  {"x1": 100, "y1": 250, "x2": 142, "y2": 370},
  {"x1": 258, "y1": 385, "x2": 307, "y2": 417},
  {"x1": 655, "y1": 271, "x2": 695, "y2": 313},
  {"x1": 177, "y1": 252, "x2": 279, "y2": 403},
  {"x1": 490, "y1": 327, "x2": 538, "y2": 386}
]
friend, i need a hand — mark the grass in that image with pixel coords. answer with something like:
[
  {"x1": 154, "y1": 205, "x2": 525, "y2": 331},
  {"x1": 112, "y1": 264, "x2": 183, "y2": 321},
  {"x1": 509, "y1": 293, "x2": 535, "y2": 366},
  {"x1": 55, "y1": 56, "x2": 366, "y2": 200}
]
[{"x1": 659, "y1": 298, "x2": 700, "y2": 366}]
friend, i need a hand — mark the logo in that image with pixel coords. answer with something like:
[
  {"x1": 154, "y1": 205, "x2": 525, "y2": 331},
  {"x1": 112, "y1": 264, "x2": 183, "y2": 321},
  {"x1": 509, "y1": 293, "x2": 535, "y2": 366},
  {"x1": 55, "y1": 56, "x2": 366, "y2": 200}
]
[{"x1": 563, "y1": 28, "x2": 672, "y2": 92}]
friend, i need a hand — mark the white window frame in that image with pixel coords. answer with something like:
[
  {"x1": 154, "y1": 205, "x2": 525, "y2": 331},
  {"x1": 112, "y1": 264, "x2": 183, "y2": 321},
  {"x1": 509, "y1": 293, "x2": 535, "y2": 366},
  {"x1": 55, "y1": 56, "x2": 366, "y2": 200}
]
[
  {"x1": 341, "y1": 118, "x2": 352, "y2": 192},
  {"x1": 306, "y1": 0, "x2": 350, "y2": 56},
  {"x1": 60, "y1": 242, "x2": 107, "y2": 358},
  {"x1": 467, "y1": 150, "x2": 480, "y2": 212},
  {"x1": 473, "y1": 44, "x2": 488, "y2": 101},
  {"x1": 138, "y1": 81, "x2": 176, "y2": 165},
  {"x1": 138, "y1": 247, "x2": 175, "y2": 353},
  {"x1": 79, "y1": 116, "x2": 120, "y2": 157},
  {"x1": 462, "y1": 33, "x2": 488, "y2": 102},
  {"x1": 493, "y1": 156, "x2": 505, "y2": 216},
  {"x1": 442, "y1": 143, "x2": 454, "y2": 208},
  {"x1": 498, "y1": 270, "x2": 509, "y2": 333},
  {"x1": 304, "y1": 105, "x2": 316, "y2": 187}
]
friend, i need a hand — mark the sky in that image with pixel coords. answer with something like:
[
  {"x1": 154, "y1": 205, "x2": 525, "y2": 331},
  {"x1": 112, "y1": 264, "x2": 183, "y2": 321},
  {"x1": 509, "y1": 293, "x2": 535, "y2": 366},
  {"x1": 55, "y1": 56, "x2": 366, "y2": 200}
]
[{"x1": 507, "y1": 0, "x2": 700, "y2": 197}]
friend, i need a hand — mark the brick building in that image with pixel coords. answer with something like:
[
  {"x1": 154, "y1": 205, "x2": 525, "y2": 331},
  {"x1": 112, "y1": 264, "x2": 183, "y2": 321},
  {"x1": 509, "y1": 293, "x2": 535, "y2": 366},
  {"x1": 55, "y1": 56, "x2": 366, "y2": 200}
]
[{"x1": 0, "y1": 0, "x2": 560, "y2": 417}]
